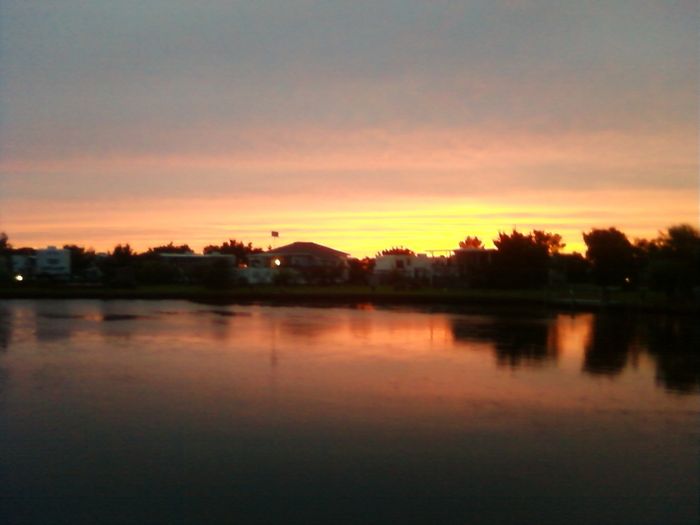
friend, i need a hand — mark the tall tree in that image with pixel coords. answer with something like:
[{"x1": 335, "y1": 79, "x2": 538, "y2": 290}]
[
  {"x1": 646, "y1": 224, "x2": 700, "y2": 296},
  {"x1": 0, "y1": 232, "x2": 10, "y2": 253},
  {"x1": 492, "y1": 229, "x2": 549, "y2": 288},
  {"x1": 658, "y1": 224, "x2": 700, "y2": 258},
  {"x1": 532, "y1": 230, "x2": 565, "y2": 255},
  {"x1": 583, "y1": 228, "x2": 634, "y2": 287},
  {"x1": 63, "y1": 244, "x2": 97, "y2": 276},
  {"x1": 111, "y1": 244, "x2": 136, "y2": 263},
  {"x1": 347, "y1": 257, "x2": 375, "y2": 285},
  {"x1": 0, "y1": 232, "x2": 10, "y2": 282}
]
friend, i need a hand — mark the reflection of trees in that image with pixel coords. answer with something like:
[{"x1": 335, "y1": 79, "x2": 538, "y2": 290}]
[
  {"x1": 582, "y1": 315, "x2": 635, "y2": 376},
  {"x1": 450, "y1": 315, "x2": 557, "y2": 368},
  {"x1": 0, "y1": 305, "x2": 11, "y2": 351},
  {"x1": 643, "y1": 316, "x2": 700, "y2": 394},
  {"x1": 582, "y1": 314, "x2": 700, "y2": 393}
]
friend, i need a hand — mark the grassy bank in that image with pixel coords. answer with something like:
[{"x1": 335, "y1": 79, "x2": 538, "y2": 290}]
[{"x1": 0, "y1": 284, "x2": 696, "y2": 314}]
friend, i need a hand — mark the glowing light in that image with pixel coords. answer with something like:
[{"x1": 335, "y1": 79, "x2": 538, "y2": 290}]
[
  {"x1": 273, "y1": 258, "x2": 281, "y2": 267},
  {"x1": 14, "y1": 274, "x2": 24, "y2": 282}
]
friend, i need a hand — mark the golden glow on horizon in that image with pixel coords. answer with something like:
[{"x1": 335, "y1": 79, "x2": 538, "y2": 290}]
[
  {"x1": 2, "y1": 123, "x2": 696, "y2": 257},
  {"x1": 1, "y1": 128, "x2": 696, "y2": 255},
  {"x1": 1, "y1": 189, "x2": 696, "y2": 257}
]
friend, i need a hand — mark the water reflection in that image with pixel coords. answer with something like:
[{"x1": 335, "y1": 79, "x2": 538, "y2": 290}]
[
  {"x1": 575, "y1": 313, "x2": 700, "y2": 394},
  {"x1": 450, "y1": 314, "x2": 558, "y2": 367},
  {"x1": 643, "y1": 316, "x2": 700, "y2": 394},
  {"x1": 582, "y1": 315, "x2": 637, "y2": 376},
  {"x1": 34, "y1": 304, "x2": 82, "y2": 342},
  {"x1": 0, "y1": 301, "x2": 698, "y2": 396},
  {"x1": 0, "y1": 300, "x2": 697, "y2": 525},
  {"x1": 0, "y1": 305, "x2": 9, "y2": 398},
  {"x1": 0, "y1": 304, "x2": 10, "y2": 351},
  {"x1": 278, "y1": 314, "x2": 338, "y2": 340}
]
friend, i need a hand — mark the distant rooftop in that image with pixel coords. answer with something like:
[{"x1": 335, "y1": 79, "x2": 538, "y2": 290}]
[
  {"x1": 159, "y1": 253, "x2": 234, "y2": 258},
  {"x1": 267, "y1": 242, "x2": 349, "y2": 258}
]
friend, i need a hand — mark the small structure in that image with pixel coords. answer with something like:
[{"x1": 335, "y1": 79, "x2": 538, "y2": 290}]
[
  {"x1": 239, "y1": 242, "x2": 350, "y2": 284},
  {"x1": 36, "y1": 246, "x2": 71, "y2": 280},
  {"x1": 374, "y1": 253, "x2": 432, "y2": 285},
  {"x1": 237, "y1": 253, "x2": 275, "y2": 284}
]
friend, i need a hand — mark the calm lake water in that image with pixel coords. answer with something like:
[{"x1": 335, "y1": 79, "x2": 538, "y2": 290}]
[{"x1": 0, "y1": 300, "x2": 697, "y2": 524}]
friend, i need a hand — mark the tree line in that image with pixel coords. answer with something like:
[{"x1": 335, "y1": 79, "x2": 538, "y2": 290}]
[{"x1": 1, "y1": 225, "x2": 699, "y2": 295}]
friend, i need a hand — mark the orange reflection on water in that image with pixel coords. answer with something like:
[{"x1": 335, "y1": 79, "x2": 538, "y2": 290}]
[
  {"x1": 5, "y1": 301, "x2": 697, "y2": 433},
  {"x1": 3, "y1": 303, "x2": 698, "y2": 525},
  {"x1": 553, "y1": 313, "x2": 595, "y2": 369}
]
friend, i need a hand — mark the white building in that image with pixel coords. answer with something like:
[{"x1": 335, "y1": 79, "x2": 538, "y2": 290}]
[
  {"x1": 238, "y1": 242, "x2": 350, "y2": 285},
  {"x1": 373, "y1": 253, "x2": 432, "y2": 283},
  {"x1": 237, "y1": 253, "x2": 276, "y2": 285},
  {"x1": 36, "y1": 246, "x2": 71, "y2": 279}
]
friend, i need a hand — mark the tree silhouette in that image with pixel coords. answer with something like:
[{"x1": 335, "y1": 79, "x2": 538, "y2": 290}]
[
  {"x1": 376, "y1": 247, "x2": 415, "y2": 256},
  {"x1": 551, "y1": 252, "x2": 590, "y2": 284},
  {"x1": 492, "y1": 229, "x2": 549, "y2": 288},
  {"x1": 658, "y1": 224, "x2": 700, "y2": 257},
  {"x1": 111, "y1": 244, "x2": 136, "y2": 261},
  {"x1": 459, "y1": 236, "x2": 483, "y2": 249},
  {"x1": 583, "y1": 228, "x2": 634, "y2": 287},
  {"x1": 63, "y1": 244, "x2": 97, "y2": 277},
  {"x1": 146, "y1": 242, "x2": 193, "y2": 255},
  {"x1": 646, "y1": 224, "x2": 700, "y2": 296},
  {"x1": 0, "y1": 232, "x2": 10, "y2": 253},
  {"x1": 348, "y1": 257, "x2": 375, "y2": 284},
  {"x1": 532, "y1": 230, "x2": 565, "y2": 255},
  {"x1": 0, "y1": 233, "x2": 11, "y2": 284},
  {"x1": 203, "y1": 258, "x2": 233, "y2": 288},
  {"x1": 203, "y1": 239, "x2": 263, "y2": 265}
]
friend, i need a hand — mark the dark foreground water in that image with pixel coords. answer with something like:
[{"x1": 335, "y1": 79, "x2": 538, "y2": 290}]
[{"x1": 0, "y1": 300, "x2": 697, "y2": 525}]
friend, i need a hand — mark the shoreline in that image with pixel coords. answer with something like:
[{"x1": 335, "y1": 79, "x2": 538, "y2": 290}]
[{"x1": 1, "y1": 285, "x2": 696, "y2": 315}]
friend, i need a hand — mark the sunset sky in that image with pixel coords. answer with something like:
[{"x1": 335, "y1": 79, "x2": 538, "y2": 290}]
[{"x1": 1, "y1": 1, "x2": 697, "y2": 257}]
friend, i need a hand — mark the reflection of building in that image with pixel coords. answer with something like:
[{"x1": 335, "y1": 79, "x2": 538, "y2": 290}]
[
  {"x1": 0, "y1": 305, "x2": 11, "y2": 350},
  {"x1": 240, "y1": 242, "x2": 349, "y2": 284}
]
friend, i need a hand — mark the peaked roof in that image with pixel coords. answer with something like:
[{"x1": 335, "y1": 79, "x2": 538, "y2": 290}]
[{"x1": 267, "y1": 242, "x2": 349, "y2": 258}]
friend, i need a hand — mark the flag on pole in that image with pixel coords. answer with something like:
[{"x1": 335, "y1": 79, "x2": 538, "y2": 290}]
[{"x1": 271, "y1": 231, "x2": 279, "y2": 238}]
